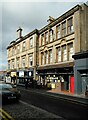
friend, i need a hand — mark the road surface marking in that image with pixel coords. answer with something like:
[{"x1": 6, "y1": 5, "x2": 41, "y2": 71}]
[{"x1": 0, "y1": 108, "x2": 14, "y2": 120}]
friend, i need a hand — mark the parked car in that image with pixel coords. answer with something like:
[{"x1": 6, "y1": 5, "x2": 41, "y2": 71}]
[{"x1": 0, "y1": 83, "x2": 21, "y2": 103}]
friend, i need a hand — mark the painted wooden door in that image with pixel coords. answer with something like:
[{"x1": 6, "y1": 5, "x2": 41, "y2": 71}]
[{"x1": 70, "y1": 76, "x2": 74, "y2": 93}]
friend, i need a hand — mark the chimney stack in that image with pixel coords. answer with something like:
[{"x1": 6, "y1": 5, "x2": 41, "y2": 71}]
[
  {"x1": 16, "y1": 27, "x2": 22, "y2": 39},
  {"x1": 47, "y1": 16, "x2": 55, "y2": 24}
]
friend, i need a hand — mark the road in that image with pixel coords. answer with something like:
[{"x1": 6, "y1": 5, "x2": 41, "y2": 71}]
[{"x1": 18, "y1": 86, "x2": 88, "y2": 120}]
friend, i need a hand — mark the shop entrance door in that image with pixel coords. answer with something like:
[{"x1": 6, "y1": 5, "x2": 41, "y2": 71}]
[
  {"x1": 70, "y1": 76, "x2": 74, "y2": 93},
  {"x1": 81, "y1": 76, "x2": 87, "y2": 94}
]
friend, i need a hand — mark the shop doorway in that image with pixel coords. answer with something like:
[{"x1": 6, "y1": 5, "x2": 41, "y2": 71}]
[
  {"x1": 70, "y1": 76, "x2": 74, "y2": 93},
  {"x1": 81, "y1": 76, "x2": 87, "y2": 94}
]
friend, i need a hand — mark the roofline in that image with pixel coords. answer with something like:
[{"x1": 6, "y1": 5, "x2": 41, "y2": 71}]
[
  {"x1": 7, "y1": 29, "x2": 39, "y2": 49},
  {"x1": 39, "y1": 4, "x2": 81, "y2": 34}
]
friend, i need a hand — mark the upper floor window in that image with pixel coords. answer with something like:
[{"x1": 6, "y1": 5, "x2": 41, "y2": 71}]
[
  {"x1": 49, "y1": 30, "x2": 53, "y2": 42},
  {"x1": 62, "y1": 21, "x2": 66, "y2": 37},
  {"x1": 45, "y1": 51, "x2": 48, "y2": 64},
  {"x1": 68, "y1": 43, "x2": 74, "y2": 60},
  {"x1": 49, "y1": 50, "x2": 52, "y2": 64},
  {"x1": 41, "y1": 53, "x2": 44, "y2": 65},
  {"x1": 22, "y1": 41, "x2": 26, "y2": 51},
  {"x1": 41, "y1": 34, "x2": 44, "y2": 45},
  {"x1": 16, "y1": 58, "x2": 19, "y2": 68},
  {"x1": 58, "y1": 47, "x2": 61, "y2": 62},
  {"x1": 29, "y1": 55, "x2": 33, "y2": 66},
  {"x1": 17, "y1": 44, "x2": 20, "y2": 53},
  {"x1": 68, "y1": 18, "x2": 73, "y2": 34},
  {"x1": 22, "y1": 57, "x2": 25, "y2": 68},
  {"x1": 30, "y1": 37, "x2": 33, "y2": 48},
  {"x1": 12, "y1": 47, "x2": 15, "y2": 56},
  {"x1": 62, "y1": 46, "x2": 67, "y2": 61},
  {"x1": 12, "y1": 60, "x2": 14, "y2": 69},
  {"x1": 8, "y1": 61, "x2": 10, "y2": 70},
  {"x1": 45, "y1": 32, "x2": 48, "y2": 44},
  {"x1": 56, "y1": 25, "x2": 61, "y2": 39}
]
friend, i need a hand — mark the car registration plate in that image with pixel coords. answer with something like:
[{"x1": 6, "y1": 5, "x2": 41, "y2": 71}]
[{"x1": 8, "y1": 96, "x2": 16, "y2": 99}]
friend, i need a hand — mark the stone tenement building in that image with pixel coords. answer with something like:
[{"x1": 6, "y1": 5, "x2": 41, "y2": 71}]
[{"x1": 7, "y1": 3, "x2": 88, "y2": 95}]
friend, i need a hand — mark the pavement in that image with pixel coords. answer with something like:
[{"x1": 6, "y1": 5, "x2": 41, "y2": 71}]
[{"x1": 47, "y1": 89, "x2": 88, "y2": 105}]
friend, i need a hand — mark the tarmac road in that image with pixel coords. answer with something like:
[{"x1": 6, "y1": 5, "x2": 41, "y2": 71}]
[{"x1": 18, "y1": 86, "x2": 88, "y2": 120}]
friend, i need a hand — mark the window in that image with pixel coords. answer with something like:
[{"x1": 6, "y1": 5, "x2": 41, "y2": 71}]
[
  {"x1": 41, "y1": 34, "x2": 44, "y2": 45},
  {"x1": 58, "y1": 47, "x2": 61, "y2": 62},
  {"x1": 12, "y1": 60, "x2": 14, "y2": 69},
  {"x1": 45, "y1": 32, "x2": 48, "y2": 44},
  {"x1": 56, "y1": 25, "x2": 61, "y2": 39},
  {"x1": 17, "y1": 44, "x2": 20, "y2": 53},
  {"x1": 30, "y1": 37, "x2": 33, "y2": 48},
  {"x1": 45, "y1": 51, "x2": 48, "y2": 64},
  {"x1": 8, "y1": 61, "x2": 10, "y2": 70},
  {"x1": 41, "y1": 53, "x2": 44, "y2": 65},
  {"x1": 22, "y1": 57, "x2": 25, "y2": 68},
  {"x1": 63, "y1": 46, "x2": 67, "y2": 61},
  {"x1": 62, "y1": 21, "x2": 66, "y2": 36},
  {"x1": 68, "y1": 18, "x2": 73, "y2": 34},
  {"x1": 29, "y1": 55, "x2": 33, "y2": 66},
  {"x1": 49, "y1": 30, "x2": 53, "y2": 42},
  {"x1": 12, "y1": 47, "x2": 15, "y2": 56},
  {"x1": 22, "y1": 42, "x2": 26, "y2": 51},
  {"x1": 49, "y1": 50, "x2": 52, "y2": 64},
  {"x1": 16, "y1": 58, "x2": 19, "y2": 68},
  {"x1": 68, "y1": 44, "x2": 74, "y2": 60}
]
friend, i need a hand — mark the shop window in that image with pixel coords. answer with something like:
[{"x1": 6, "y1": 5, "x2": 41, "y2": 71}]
[
  {"x1": 62, "y1": 21, "x2": 66, "y2": 37},
  {"x1": 67, "y1": 17, "x2": 73, "y2": 34}
]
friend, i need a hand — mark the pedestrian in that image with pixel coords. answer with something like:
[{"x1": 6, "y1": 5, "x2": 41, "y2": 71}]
[{"x1": 25, "y1": 79, "x2": 28, "y2": 89}]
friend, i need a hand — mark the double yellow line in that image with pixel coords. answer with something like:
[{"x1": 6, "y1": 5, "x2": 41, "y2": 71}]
[{"x1": 0, "y1": 108, "x2": 14, "y2": 120}]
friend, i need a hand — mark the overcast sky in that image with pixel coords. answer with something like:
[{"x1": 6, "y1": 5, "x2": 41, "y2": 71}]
[{"x1": 0, "y1": 0, "x2": 88, "y2": 71}]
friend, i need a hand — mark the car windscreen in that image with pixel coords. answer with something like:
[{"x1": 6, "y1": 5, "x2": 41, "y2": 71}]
[{"x1": 0, "y1": 84, "x2": 13, "y2": 89}]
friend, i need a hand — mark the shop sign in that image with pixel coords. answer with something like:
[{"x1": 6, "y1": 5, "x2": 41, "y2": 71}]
[
  {"x1": 11, "y1": 72, "x2": 16, "y2": 77},
  {"x1": 19, "y1": 71, "x2": 24, "y2": 77}
]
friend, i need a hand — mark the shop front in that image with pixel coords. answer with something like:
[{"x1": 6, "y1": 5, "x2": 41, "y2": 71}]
[
  {"x1": 37, "y1": 63, "x2": 74, "y2": 93},
  {"x1": 17, "y1": 68, "x2": 34, "y2": 87}
]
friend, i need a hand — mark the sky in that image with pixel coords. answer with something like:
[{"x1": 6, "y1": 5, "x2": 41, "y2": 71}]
[{"x1": 0, "y1": 0, "x2": 88, "y2": 71}]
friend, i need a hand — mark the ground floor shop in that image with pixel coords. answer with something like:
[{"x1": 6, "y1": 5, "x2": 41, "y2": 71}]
[
  {"x1": 7, "y1": 68, "x2": 34, "y2": 87},
  {"x1": 73, "y1": 51, "x2": 88, "y2": 95},
  {"x1": 37, "y1": 63, "x2": 74, "y2": 93}
]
